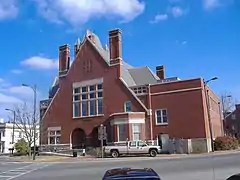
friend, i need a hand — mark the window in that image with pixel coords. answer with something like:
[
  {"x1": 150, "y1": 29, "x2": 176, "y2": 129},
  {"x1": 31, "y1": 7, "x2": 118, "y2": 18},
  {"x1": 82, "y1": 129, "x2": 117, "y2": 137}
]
[
  {"x1": 83, "y1": 59, "x2": 92, "y2": 73},
  {"x1": 73, "y1": 83, "x2": 104, "y2": 117},
  {"x1": 132, "y1": 86, "x2": 147, "y2": 95},
  {"x1": 73, "y1": 102, "x2": 80, "y2": 117},
  {"x1": 124, "y1": 101, "x2": 132, "y2": 112},
  {"x1": 155, "y1": 109, "x2": 168, "y2": 125},
  {"x1": 48, "y1": 130, "x2": 61, "y2": 145},
  {"x1": 232, "y1": 114, "x2": 236, "y2": 120},
  {"x1": 97, "y1": 99, "x2": 103, "y2": 114},
  {"x1": 90, "y1": 100, "x2": 95, "y2": 116},
  {"x1": 132, "y1": 124, "x2": 141, "y2": 140},
  {"x1": 118, "y1": 124, "x2": 127, "y2": 142},
  {"x1": 82, "y1": 101, "x2": 88, "y2": 116}
]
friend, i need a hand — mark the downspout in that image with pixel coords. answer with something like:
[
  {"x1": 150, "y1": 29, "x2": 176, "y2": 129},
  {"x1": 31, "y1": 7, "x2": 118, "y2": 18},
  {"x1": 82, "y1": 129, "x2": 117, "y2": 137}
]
[{"x1": 148, "y1": 84, "x2": 153, "y2": 140}]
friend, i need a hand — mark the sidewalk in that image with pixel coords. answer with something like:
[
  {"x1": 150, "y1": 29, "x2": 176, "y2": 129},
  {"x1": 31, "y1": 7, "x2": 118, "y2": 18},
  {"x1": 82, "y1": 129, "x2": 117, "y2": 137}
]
[{"x1": 4, "y1": 149, "x2": 240, "y2": 163}]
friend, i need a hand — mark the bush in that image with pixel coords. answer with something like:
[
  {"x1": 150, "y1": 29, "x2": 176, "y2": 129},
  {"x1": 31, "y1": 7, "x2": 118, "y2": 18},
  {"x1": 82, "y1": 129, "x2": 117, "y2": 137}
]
[
  {"x1": 14, "y1": 138, "x2": 28, "y2": 155},
  {"x1": 87, "y1": 147, "x2": 105, "y2": 158},
  {"x1": 214, "y1": 136, "x2": 239, "y2": 151}
]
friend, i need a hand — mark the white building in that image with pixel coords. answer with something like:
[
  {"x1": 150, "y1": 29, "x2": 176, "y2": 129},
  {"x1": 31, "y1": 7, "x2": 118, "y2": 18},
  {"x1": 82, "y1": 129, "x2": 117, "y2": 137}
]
[{"x1": 0, "y1": 119, "x2": 39, "y2": 153}]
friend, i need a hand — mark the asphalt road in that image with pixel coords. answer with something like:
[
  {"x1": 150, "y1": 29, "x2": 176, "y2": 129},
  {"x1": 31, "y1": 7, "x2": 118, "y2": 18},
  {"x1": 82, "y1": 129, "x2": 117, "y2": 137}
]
[{"x1": 0, "y1": 153, "x2": 240, "y2": 180}]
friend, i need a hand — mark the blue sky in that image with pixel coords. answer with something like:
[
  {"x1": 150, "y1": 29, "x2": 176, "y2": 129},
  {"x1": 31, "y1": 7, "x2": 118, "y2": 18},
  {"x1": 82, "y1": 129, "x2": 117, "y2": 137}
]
[{"x1": 0, "y1": 0, "x2": 239, "y2": 120}]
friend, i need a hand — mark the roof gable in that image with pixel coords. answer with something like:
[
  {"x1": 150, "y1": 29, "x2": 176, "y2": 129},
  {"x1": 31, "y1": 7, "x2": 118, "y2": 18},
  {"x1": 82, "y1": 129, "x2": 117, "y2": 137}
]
[{"x1": 48, "y1": 30, "x2": 160, "y2": 95}]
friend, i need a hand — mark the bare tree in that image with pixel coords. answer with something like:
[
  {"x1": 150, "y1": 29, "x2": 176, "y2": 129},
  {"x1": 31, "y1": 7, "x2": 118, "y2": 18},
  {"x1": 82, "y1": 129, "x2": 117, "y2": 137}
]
[
  {"x1": 11, "y1": 102, "x2": 39, "y2": 156},
  {"x1": 220, "y1": 91, "x2": 238, "y2": 118}
]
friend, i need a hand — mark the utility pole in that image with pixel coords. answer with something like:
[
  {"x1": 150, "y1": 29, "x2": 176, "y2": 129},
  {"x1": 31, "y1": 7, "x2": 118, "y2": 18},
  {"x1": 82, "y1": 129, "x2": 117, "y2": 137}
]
[{"x1": 203, "y1": 77, "x2": 218, "y2": 152}]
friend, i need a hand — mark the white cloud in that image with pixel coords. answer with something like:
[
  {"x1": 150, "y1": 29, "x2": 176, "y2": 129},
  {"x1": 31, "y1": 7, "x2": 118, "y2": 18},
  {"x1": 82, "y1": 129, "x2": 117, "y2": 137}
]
[
  {"x1": 0, "y1": 93, "x2": 22, "y2": 104},
  {"x1": 11, "y1": 69, "x2": 23, "y2": 74},
  {"x1": 150, "y1": 14, "x2": 168, "y2": 24},
  {"x1": 33, "y1": 0, "x2": 145, "y2": 26},
  {"x1": 171, "y1": 6, "x2": 185, "y2": 17},
  {"x1": 0, "y1": 0, "x2": 18, "y2": 20},
  {"x1": 8, "y1": 86, "x2": 34, "y2": 97},
  {"x1": 203, "y1": 0, "x2": 220, "y2": 10},
  {"x1": 21, "y1": 56, "x2": 58, "y2": 70},
  {"x1": 176, "y1": 40, "x2": 187, "y2": 45}
]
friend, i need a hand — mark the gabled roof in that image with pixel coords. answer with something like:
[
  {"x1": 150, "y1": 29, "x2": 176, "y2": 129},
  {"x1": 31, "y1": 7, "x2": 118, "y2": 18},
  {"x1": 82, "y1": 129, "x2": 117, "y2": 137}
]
[{"x1": 49, "y1": 30, "x2": 160, "y2": 95}]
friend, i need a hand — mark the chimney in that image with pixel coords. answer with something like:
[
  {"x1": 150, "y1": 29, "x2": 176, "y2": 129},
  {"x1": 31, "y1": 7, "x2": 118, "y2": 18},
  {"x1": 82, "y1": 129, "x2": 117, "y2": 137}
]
[
  {"x1": 156, "y1": 65, "x2": 165, "y2": 79},
  {"x1": 109, "y1": 29, "x2": 122, "y2": 65},
  {"x1": 59, "y1": 44, "x2": 70, "y2": 77}
]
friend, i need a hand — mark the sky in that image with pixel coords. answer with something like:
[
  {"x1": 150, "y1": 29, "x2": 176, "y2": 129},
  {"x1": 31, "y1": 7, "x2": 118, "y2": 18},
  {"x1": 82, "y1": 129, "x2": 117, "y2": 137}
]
[{"x1": 0, "y1": 0, "x2": 239, "y2": 121}]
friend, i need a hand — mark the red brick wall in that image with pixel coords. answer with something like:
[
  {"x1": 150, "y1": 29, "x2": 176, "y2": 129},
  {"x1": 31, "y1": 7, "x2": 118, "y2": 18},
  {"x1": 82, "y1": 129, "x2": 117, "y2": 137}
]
[
  {"x1": 206, "y1": 87, "x2": 223, "y2": 138},
  {"x1": 41, "y1": 39, "x2": 145, "y2": 145},
  {"x1": 150, "y1": 79, "x2": 207, "y2": 139}
]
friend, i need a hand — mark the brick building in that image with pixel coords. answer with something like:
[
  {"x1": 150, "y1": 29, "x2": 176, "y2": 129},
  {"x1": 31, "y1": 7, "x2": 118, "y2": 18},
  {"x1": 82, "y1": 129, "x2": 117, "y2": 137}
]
[
  {"x1": 224, "y1": 104, "x2": 240, "y2": 137},
  {"x1": 40, "y1": 29, "x2": 223, "y2": 149}
]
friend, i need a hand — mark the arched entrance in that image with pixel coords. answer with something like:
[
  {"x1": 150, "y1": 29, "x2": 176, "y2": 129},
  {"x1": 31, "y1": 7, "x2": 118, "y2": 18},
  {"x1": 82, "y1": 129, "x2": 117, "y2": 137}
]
[
  {"x1": 90, "y1": 127, "x2": 100, "y2": 147},
  {"x1": 71, "y1": 128, "x2": 86, "y2": 149}
]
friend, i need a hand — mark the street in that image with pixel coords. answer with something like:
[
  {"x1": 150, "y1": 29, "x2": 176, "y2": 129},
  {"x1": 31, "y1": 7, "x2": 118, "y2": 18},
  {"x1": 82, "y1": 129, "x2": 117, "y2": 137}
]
[{"x1": 0, "y1": 153, "x2": 240, "y2": 180}]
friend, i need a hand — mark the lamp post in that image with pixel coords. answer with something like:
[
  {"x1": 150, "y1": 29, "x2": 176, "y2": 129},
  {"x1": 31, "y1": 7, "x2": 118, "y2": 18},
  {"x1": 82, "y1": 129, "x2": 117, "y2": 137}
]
[
  {"x1": 5, "y1": 109, "x2": 16, "y2": 145},
  {"x1": 203, "y1": 77, "x2": 218, "y2": 152},
  {"x1": 22, "y1": 84, "x2": 37, "y2": 160}
]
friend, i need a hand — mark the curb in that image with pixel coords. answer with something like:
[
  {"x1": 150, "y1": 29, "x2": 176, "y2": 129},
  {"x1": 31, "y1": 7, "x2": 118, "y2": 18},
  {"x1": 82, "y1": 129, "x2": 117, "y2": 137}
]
[{"x1": 3, "y1": 150, "x2": 240, "y2": 163}]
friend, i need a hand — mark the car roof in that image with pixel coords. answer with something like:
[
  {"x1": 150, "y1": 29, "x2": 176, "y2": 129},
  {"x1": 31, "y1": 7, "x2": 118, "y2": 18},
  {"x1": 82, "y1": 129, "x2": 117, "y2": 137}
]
[{"x1": 102, "y1": 168, "x2": 161, "y2": 180}]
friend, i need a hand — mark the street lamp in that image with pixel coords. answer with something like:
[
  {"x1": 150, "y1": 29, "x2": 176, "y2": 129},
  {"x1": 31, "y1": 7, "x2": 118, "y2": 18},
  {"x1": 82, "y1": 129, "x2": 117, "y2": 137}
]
[
  {"x1": 5, "y1": 109, "x2": 16, "y2": 145},
  {"x1": 22, "y1": 84, "x2": 37, "y2": 160},
  {"x1": 203, "y1": 77, "x2": 218, "y2": 152}
]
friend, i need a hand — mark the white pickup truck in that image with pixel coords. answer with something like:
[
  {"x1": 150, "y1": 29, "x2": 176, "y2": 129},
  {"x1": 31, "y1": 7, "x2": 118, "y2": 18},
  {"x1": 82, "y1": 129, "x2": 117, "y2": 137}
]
[{"x1": 104, "y1": 140, "x2": 161, "y2": 158}]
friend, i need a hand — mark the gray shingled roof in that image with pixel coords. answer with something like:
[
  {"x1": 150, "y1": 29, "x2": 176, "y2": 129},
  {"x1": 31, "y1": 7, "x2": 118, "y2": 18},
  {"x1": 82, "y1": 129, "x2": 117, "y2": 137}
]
[{"x1": 50, "y1": 30, "x2": 159, "y2": 91}]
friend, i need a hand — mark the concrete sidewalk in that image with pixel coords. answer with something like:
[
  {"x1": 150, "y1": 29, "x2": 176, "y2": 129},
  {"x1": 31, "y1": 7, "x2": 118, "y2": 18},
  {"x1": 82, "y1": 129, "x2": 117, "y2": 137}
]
[{"x1": 3, "y1": 149, "x2": 240, "y2": 163}]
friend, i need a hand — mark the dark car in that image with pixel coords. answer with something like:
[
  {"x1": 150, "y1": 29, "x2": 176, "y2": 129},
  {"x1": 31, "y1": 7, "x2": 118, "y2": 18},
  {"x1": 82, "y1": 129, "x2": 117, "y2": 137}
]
[
  {"x1": 226, "y1": 173, "x2": 240, "y2": 180},
  {"x1": 102, "y1": 167, "x2": 162, "y2": 180}
]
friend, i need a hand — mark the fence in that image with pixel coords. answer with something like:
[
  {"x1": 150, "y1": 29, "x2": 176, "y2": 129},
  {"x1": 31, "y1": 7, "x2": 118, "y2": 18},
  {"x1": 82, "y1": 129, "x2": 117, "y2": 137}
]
[{"x1": 154, "y1": 138, "x2": 212, "y2": 154}]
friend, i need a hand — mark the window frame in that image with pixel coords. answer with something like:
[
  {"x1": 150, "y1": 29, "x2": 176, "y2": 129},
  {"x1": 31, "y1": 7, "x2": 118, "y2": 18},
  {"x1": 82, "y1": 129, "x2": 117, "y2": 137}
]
[
  {"x1": 72, "y1": 83, "x2": 104, "y2": 118},
  {"x1": 132, "y1": 124, "x2": 141, "y2": 141},
  {"x1": 155, "y1": 109, "x2": 168, "y2": 125},
  {"x1": 117, "y1": 124, "x2": 127, "y2": 142},
  {"x1": 124, "y1": 101, "x2": 132, "y2": 112},
  {"x1": 48, "y1": 130, "x2": 61, "y2": 145}
]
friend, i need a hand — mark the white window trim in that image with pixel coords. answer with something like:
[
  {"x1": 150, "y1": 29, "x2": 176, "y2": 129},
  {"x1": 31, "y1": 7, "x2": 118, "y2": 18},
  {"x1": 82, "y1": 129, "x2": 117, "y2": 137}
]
[
  {"x1": 117, "y1": 124, "x2": 127, "y2": 142},
  {"x1": 72, "y1": 83, "x2": 104, "y2": 118},
  {"x1": 124, "y1": 101, "x2": 132, "y2": 112},
  {"x1": 155, "y1": 109, "x2": 168, "y2": 125},
  {"x1": 132, "y1": 124, "x2": 141, "y2": 141},
  {"x1": 48, "y1": 130, "x2": 61, "y2": 145}
]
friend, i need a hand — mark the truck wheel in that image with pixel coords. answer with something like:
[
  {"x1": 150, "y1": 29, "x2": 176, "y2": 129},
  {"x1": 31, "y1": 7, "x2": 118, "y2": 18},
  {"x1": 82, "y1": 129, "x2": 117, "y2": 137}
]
[
  {"x1": 111, "y1": 150, "x2": 119, "y2": 158},
  {"x1": 149, "y1": 149, "x2": 157, "y2": 157}
]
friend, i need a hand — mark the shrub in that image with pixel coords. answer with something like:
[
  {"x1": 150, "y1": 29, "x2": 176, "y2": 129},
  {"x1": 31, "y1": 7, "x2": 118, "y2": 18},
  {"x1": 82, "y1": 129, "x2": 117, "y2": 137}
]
[
  {"x1": 214, "y1": 136, "x2": 239, "y2": 151},
  {"x1": 14, "y1": 138, "x2": 28, "y2": 155},
  {"x1": 87, "y1": 147, "x2": 105, "y2": 158}
]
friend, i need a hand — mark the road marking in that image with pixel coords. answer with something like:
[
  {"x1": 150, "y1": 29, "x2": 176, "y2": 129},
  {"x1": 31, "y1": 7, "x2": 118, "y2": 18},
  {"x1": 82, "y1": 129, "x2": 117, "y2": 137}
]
[{"x1": 0, "y1": 163, "x2": 51, "y2": 180}]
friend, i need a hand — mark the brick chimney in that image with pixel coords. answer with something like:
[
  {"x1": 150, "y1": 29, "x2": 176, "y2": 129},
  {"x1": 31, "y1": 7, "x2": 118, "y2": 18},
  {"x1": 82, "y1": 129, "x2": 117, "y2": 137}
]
[
  {"x1": 59, "y1": 44, "x2": 70, "y2": 77},
  {"x1": 156, "y1": 65, "x2": 165, "y2": 79},
  {"x1": 109, "y1": 29, "x2": 122, "y2": 65}
]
